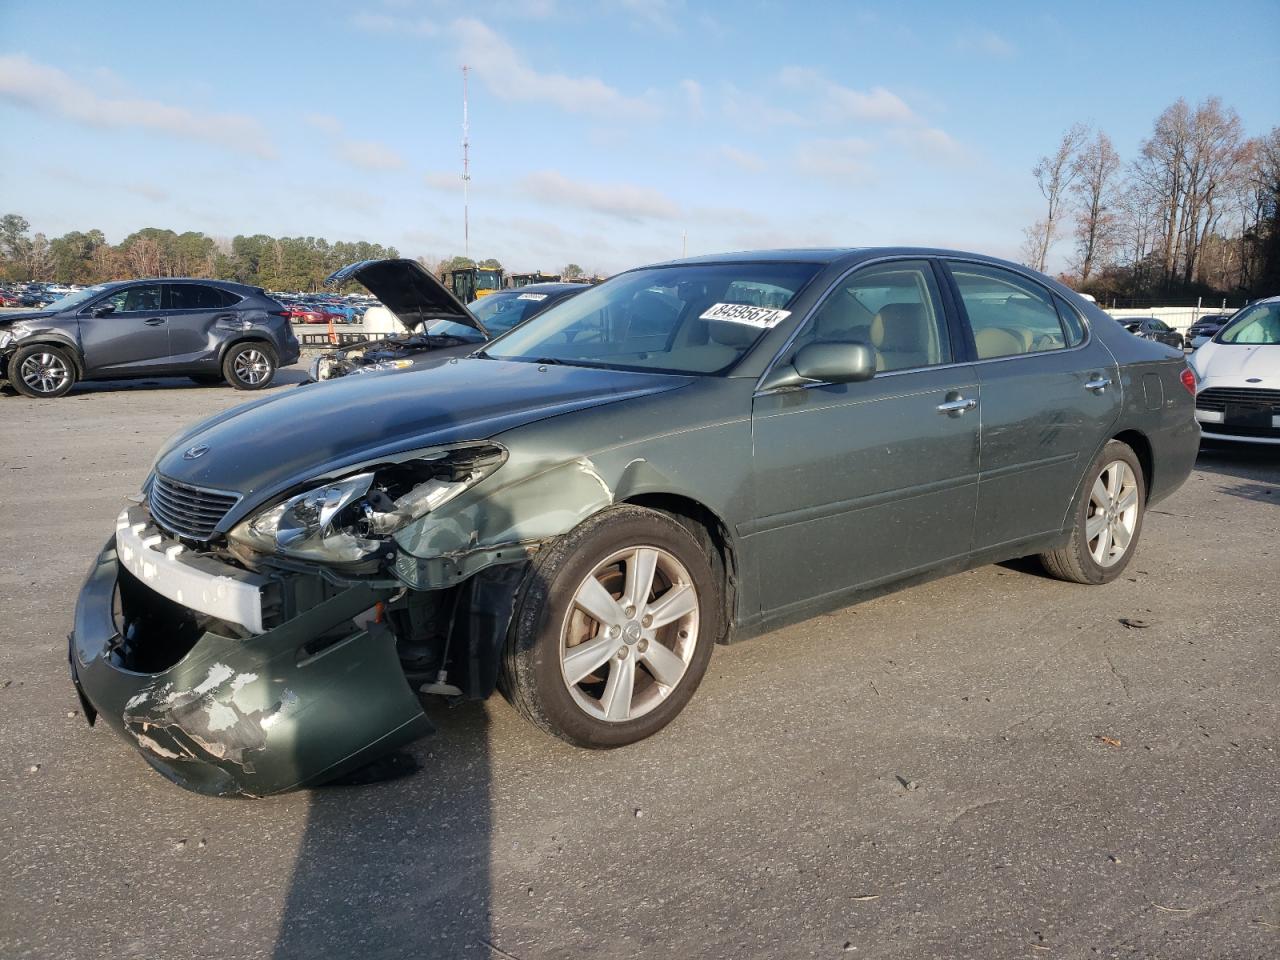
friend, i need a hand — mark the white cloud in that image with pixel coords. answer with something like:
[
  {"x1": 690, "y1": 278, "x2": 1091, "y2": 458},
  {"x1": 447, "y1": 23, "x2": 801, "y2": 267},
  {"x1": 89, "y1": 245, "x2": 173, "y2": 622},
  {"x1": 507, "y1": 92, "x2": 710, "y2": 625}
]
[
  {"x1": 518, "y1": 169, "x2": 682, "y2": 222},
  {"x1": 681, "y1": 79, "x2": 703, "y2": 118},
  {"x1": 351, "y1": 11, "x2": 439, "y2": 35},
  {"x1": 454, "y1": 19, "x2": 660, "y2": 119},
  {"x1": 793, "y1": 138, "x2": 876, "y2": 181},
  {"x1": 617, "y1": 0, "x2": 681, "y2": 32},
  {"x1": 955, "y1": 28, "x2": 1016, "y2": 58},
  {"x1": 888, "y1": 126, "x2": 966, "y2": 161},
  {"x1": 777, "y1": 67, "x2": 918, "y2": 124},
  {"x1": 300, "y1": 113, "x2": 404, "y2": 171},
  {"x1": 722, "y1": 83, "x2": 806, "y2": 127},
  {"x1": 424, "y1": 171, "x2": 464, "y2": 193},
  {"x1": 304, "y1": 112, "x2": 343, "y2": 135},
  {"x1": 339, "y1": 139, "x2": 405, "y2": 171},
  {"x1": 715, "y1": 145, "x2": 766, "y2": 173},
  {"x1": 0, "y1": 53, "x2": 275, "y2": 159}
]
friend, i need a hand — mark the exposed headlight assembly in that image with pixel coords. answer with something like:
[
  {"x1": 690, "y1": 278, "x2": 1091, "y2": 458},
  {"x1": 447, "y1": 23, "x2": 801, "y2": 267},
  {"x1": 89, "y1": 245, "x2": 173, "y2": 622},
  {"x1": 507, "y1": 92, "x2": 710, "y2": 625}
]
[{"x1": 228, "y1": 443, "x2": 507, "y2": 565}]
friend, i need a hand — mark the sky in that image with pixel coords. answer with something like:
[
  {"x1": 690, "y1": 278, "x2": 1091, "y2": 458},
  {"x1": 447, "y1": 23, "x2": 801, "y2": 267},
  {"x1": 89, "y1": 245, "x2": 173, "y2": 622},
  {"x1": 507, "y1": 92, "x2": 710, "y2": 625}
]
[{"x1": 1, "y1": 0, "x2": 1277, "y2": 276}]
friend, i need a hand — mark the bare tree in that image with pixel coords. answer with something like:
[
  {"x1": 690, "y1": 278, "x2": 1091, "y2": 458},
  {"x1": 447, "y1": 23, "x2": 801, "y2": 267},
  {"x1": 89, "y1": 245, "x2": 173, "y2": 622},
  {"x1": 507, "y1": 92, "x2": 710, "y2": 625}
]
[
  {"x1": 1179, "y1": 98, "x2": 1248, "y2": 284},
  {"x1": 1069, "y1": 130, "x2": 1122, "y2": 281},
  {"x1": 1025, "y1": 123, "x2": 1088, "y2": 271}
]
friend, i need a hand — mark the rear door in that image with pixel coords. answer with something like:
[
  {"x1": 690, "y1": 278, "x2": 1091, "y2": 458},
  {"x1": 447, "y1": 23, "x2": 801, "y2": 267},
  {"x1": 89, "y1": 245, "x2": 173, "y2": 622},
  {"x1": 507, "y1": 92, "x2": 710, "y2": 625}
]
[
  {"x1": 164, "y1": 283, "x2": 237, "y2": 365},
  {"x1": 77, "y1": 283, "x2": 168, "y2": 375},
  {"x1": 748, "y1": 259, "x2": 980, "y2": 617},
  {"x1": 941, "y1": 260, "x2": 1121, "y2": 552}
]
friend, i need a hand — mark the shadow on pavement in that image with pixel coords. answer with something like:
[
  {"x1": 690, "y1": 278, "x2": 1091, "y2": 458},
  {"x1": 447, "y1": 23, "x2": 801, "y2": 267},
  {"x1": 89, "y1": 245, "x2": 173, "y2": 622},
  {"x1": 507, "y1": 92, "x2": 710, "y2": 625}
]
[
  {"x1": 62, "y1": 367, "x2": 310, "y2": 395},
  {"x1": 272, "y1": 700, "x2": 494, "y2": 960},
  {"x1": 1194, "y1": 441, "x2": 1280, "y2": 504}
]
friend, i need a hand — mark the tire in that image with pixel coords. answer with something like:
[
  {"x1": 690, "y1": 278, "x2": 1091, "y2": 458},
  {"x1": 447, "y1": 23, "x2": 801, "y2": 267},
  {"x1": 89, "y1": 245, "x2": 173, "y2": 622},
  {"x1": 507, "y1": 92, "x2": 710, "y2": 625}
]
[
  {"x1": 9, "y1": 343, "x2": 77, "y2": 398},
  {"x1": 501, "y1": 505, "x2": 721, "y2": 748},
  {"x1": 222, "y1": 342, "x2": 276, "y2": 390},
  {"x1": 189, "y1": 373, "x2": 223, "y2": 386},
  {"x1": 1040, "y1": 439, "x2": 1145, "y2": 585}
]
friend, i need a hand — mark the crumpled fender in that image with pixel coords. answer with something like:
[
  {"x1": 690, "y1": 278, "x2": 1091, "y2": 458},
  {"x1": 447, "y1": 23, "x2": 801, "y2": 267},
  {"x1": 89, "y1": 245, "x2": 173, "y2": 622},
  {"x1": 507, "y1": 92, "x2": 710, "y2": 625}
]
[{"x1": 71, "y1": 540, "x2": 432, "y2": 797}]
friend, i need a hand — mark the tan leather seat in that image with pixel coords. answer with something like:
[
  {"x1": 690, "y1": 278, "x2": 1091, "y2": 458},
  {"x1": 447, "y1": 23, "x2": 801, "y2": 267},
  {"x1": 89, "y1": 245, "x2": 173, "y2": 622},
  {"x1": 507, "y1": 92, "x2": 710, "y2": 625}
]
[
  {"x1": 870, "y1": 303, "x2": 933, "y2": 371},
  {"x1": 974, "y1": 327, "x2": 1023, "y2": 358}
]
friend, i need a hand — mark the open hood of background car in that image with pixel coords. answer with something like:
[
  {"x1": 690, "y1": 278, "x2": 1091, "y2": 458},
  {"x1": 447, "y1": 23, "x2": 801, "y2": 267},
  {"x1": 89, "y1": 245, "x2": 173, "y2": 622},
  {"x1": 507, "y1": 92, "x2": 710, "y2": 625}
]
[{"x1": 326, "y1": 258, "x2": 487, "y2": 337}]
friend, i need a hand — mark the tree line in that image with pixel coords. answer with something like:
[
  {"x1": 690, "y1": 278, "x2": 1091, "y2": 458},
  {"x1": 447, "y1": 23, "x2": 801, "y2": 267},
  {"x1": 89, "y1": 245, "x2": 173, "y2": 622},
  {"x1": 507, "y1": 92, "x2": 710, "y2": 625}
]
[
  {"x1": 1023, "y1": 97, "x2": 1280, "y2": 303},
  {"x1": 0, "y1": 216, "x2": 593, "y2": 292},
  {"x1": 0, "y1": 217, "x2": 402, "y2": 292}
]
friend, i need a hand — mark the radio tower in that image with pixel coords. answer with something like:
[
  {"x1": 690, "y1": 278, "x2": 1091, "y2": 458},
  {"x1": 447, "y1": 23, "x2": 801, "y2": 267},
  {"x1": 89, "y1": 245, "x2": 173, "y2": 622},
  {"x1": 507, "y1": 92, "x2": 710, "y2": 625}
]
[{"x1": 461, "y1": 64, "x2": 471, "y2": 259}]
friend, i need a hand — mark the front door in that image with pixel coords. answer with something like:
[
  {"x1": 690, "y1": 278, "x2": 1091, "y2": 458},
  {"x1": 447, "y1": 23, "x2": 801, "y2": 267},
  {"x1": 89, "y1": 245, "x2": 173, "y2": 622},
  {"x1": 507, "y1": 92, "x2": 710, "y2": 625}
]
[
  {"x1": 77, "y1": 283, "x2": 168, "y2": 375},
  {"x1": 747, "y1": 259, "x2": 980, "y2": 619},
  {"x1": 941, "y1": 260, "x2": 1121, "y2": 551}
]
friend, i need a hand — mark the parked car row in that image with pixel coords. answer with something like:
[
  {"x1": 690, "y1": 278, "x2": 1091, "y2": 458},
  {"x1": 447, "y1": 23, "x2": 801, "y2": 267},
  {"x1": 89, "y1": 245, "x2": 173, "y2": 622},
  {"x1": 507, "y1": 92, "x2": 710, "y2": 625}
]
[{"x1": 307, "y1": 265, "x2": 585, "y2": 381}]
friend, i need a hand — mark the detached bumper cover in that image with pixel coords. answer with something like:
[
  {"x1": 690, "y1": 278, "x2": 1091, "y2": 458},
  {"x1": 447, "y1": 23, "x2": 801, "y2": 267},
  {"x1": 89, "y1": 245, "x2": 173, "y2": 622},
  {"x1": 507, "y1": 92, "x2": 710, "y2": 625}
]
[{"x1": 71, "y1": 539, "x2": 432, "y2": 796}]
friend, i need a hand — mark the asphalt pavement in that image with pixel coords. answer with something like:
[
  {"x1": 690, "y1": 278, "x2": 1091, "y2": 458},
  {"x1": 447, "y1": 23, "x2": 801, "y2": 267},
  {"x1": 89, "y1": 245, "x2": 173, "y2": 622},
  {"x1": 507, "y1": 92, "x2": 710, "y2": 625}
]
[{"x1": 0, "y1": 369, "x2": 1276, "y2": 960}]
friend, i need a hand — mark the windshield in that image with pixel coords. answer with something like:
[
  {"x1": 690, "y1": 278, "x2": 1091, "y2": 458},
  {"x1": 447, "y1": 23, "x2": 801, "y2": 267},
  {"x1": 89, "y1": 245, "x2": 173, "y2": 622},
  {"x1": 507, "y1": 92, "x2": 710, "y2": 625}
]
[
  {"x1": 1217, "y1": 301, "x2": 1280, "y2": 345},
  {"x1": 46, "y1": 284, "x2": 109, "y2": 312},
  {"x1": 484, "y1": 262, "x2": 821, "y2": 374},
  {"x1": 477, "y1": 271, "x2": 502, "y2": 291}
]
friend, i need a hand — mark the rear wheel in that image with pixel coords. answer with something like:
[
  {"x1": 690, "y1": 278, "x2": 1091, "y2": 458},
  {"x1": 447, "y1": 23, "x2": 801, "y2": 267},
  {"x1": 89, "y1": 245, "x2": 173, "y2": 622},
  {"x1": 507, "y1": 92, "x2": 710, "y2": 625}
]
[
  {"x1": 223, "y1": 342, "x2": 276, "y2": 390},
  {"x1": 501, "y1": 506, "x2": 719, "y2": 748},
  {"x1": 1040, "y1": 440, "x2": 1145, "y2": 584},
  {"x1": 10, "y1": 344, "x2": 77, "y2": 398}
]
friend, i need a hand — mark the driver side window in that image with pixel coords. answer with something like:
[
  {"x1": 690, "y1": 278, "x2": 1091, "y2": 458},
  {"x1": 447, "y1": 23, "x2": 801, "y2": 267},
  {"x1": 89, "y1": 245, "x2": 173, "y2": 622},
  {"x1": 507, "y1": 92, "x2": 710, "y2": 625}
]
[
  {"x1": 790, "y1": 260, "x2": 952, "y2": 373},
  {"x1": 101, "y1": 285, "x2": 162, "y2": 315}
]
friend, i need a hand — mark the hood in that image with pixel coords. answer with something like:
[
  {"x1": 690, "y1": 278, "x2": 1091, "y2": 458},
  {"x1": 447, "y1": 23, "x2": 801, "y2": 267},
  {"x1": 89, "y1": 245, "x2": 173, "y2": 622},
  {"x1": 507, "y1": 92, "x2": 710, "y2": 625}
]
[
  {"x1": 326, "y1": 258, "x2": 486, "y2": 336},
  {"x1": 153, "y1": 358, "x2": 692, "y2": 523},
  {"x1": 0, "y1": 310, "x2": 56, "y2": 327},
  {"x1": 1193, "y1": 341, "x2": 1280, "y2": 381}
]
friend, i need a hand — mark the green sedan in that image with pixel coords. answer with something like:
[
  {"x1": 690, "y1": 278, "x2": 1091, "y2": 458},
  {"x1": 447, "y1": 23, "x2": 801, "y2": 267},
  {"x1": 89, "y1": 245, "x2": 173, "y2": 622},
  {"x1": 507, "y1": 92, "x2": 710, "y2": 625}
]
[{"x1": 70, "y1": 249, "x2": 1199, "y2": 795}]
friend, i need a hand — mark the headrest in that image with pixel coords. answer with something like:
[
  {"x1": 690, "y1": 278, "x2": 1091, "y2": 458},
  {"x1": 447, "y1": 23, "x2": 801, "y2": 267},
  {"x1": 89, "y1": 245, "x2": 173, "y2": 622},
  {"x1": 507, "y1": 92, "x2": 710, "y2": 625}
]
[
  {"x1": 707, "y1": 321, "x2": 756, "y2": 347},
  {"x1": 871, "y1": 303, "x2": 925, "y2": 351},
  {"x1": 974, "y1": 327, "x2": 1022, "y2": 358}
]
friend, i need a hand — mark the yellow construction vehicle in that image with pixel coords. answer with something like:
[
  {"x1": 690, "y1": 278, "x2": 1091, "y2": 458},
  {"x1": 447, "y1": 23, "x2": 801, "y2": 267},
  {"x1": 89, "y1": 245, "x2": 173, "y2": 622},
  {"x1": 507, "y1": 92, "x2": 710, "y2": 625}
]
[{"x1": 449, "y1": 266, "x2": 504, "y2": 302}]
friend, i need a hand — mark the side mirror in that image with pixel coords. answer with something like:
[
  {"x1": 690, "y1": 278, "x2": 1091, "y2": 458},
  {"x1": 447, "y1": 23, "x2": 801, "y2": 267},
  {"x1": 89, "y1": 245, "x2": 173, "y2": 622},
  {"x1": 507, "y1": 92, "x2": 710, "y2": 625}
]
[
  {"x1": 758, "y1": 341, "x2": 876, "y2": 392},
  {"x1": 92, "y1": 304, "x2": 116, "y2": 317}
]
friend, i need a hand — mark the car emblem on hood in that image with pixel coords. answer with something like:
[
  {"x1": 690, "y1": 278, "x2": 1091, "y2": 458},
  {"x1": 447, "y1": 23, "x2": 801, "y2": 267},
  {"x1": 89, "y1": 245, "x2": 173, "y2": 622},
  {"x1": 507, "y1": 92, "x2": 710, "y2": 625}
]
[{"x1": 183, "y1": 444, "x2": 210, "y2": 460}]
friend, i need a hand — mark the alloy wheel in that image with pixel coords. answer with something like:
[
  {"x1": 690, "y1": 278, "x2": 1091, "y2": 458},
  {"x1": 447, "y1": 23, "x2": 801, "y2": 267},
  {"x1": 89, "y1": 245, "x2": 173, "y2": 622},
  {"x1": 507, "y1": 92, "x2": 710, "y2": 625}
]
[
  {"x1": 19, "y1": 352, "x2": 71, "y2": 395},
  {"x1": 1086, "y1": 460, "x2": 1139, "y2": 567},
  {"x1": 559, "y1": 546, "x2": 700, "y2": 723},
  {"x1": 233, "y1": 349, "x2": 271, "y2": 385}
]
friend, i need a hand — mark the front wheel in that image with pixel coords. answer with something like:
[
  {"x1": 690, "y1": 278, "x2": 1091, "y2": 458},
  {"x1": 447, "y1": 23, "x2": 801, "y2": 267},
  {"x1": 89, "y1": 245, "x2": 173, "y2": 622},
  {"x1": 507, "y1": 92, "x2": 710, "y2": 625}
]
[
  {"x1": 1040, "y1": 440, "x2": 1145, "y2": 584},
  {"x1": 9, "y1": 344, "x2": 77, "y2": 398},
  {"x1": 501, "y1": 506, "x2": 720, "y2": 748},
  {"x1": 223, "y1": 342, "x2": 276, "y2": 390}
]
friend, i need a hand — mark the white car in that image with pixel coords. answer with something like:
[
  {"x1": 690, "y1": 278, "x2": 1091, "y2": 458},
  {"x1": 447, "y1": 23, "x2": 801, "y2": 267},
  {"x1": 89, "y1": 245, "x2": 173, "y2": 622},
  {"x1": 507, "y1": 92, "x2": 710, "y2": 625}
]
[{"x1": 1189, "y1": 295, "x2": 1280, "y2": 444}]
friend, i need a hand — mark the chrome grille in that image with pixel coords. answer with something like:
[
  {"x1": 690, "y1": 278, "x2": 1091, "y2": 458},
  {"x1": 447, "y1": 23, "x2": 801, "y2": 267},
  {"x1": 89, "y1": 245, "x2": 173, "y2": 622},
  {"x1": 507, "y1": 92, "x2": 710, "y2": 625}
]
[
  {"x1": 1195, "y1": 387, "x2": 1280, "y2": 412},
  {"x1": 148, "y1": 475, "x2": 241, "y2": 541}
]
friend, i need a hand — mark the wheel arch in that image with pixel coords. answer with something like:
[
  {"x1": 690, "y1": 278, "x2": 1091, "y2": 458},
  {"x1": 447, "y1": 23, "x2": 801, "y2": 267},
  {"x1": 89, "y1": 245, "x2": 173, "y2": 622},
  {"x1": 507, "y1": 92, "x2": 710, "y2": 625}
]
[
  {"x1": 619, "y1": 492, "x2": 739, "y2": 643},
  {"x1": 217, "y1": 336, "x2": 277, "y2": 365},
  {"x1": 1111, "y1": 428, "x2": 1154, "y2": 497},
  {"x1": 5, "y1": 337, "x2": 85, "y2": 378}
]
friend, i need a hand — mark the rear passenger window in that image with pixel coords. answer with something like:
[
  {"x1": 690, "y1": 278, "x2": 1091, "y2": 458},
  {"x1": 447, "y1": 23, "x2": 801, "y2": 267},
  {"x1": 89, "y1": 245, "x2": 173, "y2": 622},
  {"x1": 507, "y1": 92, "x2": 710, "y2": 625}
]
[
  {"x1": 950, "y1": 264, "x2": 1068, "y2": 359},
  {"x1": 1054, "y1": 295, "x2": 1086, "y2": 346},
  {"x1": 168, "y1": 284, "x2": 229, "y2": 310}
]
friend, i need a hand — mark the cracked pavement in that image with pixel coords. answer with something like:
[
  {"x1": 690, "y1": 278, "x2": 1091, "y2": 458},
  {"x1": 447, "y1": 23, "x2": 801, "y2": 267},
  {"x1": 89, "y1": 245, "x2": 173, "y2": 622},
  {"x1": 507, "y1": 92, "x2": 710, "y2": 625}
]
[{"x1": 1, "y1": 372, "x2": 1277, "y2": 959}]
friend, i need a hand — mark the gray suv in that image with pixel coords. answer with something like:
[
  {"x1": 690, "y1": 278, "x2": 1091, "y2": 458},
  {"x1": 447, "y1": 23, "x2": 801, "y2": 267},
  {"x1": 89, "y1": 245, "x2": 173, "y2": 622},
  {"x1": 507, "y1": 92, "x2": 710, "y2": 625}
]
[{"x1": 0, "y1": 279, "x2": 300, "y2": 398}]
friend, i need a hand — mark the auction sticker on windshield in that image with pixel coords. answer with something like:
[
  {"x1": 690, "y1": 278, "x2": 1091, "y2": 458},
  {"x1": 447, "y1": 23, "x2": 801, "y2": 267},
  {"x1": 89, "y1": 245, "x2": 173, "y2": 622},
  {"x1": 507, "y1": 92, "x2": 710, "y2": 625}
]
[
  {"x1": 699, "y1": 302, "x2": 792, "y2": 328},
  {"x1": 517, "y1": 293, "x2": 548, "y2": 301}
]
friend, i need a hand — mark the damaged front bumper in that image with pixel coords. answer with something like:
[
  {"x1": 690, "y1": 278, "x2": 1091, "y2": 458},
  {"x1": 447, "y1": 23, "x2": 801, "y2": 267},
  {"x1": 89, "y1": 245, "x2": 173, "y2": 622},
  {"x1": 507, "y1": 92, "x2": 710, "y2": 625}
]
[{"x1": 70, "y1": 537, "x2": 434, "y2": 797}]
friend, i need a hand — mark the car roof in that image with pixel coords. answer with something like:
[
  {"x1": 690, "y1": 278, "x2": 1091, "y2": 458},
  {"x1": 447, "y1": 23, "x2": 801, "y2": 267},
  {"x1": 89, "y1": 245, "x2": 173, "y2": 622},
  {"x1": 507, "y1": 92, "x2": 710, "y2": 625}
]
[
  {"x1": 92, "y1": 277, "x2": 264, "y2": 296},
  {"x1": 637, "y1": 246, "x2": 1034, "y2": 272}
]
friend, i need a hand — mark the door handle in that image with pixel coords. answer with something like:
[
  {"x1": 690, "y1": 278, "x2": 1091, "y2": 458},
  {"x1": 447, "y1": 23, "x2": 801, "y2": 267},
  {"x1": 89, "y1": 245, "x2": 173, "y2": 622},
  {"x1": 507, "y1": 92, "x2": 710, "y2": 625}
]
[
  {"x1": 936, "y1": 397, "x2": 977, "y2": 415},
  {"x1": 144, "y1": 317, "x2": 166, "y2": 326},
  {"x1": 1084, "y1": 376, "x2": 1112, "y2": 393}
]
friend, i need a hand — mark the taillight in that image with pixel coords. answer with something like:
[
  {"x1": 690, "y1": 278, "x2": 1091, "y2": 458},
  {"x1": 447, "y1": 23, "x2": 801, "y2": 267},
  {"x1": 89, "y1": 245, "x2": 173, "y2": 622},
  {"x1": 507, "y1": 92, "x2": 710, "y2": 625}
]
[{"x1": 1180, "y1": 367, "x2": 1196, "y2": 395}]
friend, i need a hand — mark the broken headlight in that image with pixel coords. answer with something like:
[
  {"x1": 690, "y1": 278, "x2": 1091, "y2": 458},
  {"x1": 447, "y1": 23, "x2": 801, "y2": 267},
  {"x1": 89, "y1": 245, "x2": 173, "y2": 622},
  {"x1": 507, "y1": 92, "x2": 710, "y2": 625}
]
[{"x1": 228, "y1": 443, "x2": 507, "y2": 564}]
